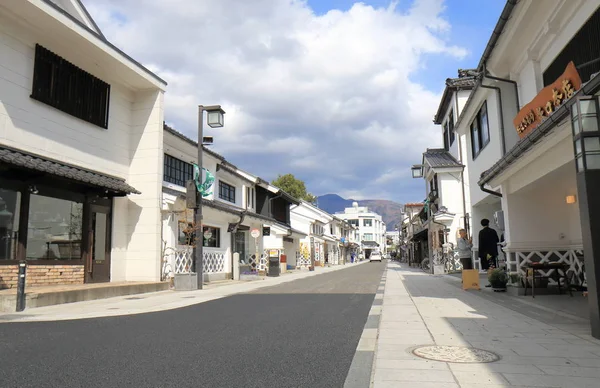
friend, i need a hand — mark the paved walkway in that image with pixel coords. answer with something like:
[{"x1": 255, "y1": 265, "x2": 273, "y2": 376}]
[
  {"x1": 0, "y1": 261, "x2": 368, "y2": 322},
  {"x1": 370, "y1": 262, "x2": 600, "y2": 387}
]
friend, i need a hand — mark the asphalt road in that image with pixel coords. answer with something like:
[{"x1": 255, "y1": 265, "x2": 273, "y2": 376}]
[{"x1": 0, "y1": 261, "x2": 386, "y2": 388}]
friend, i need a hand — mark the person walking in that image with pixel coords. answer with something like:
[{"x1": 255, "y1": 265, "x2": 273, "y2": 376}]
[
  {"x1": 478, "y1": 218, "x2": 499, "y2": 276},
  {"x1": 457, "y1": 229, "x2": 473, "y2": 270}
]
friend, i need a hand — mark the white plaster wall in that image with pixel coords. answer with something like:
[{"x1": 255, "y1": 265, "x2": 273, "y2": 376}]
[
  {"x1": 504, "y1": 162, "x2": 581, "y2": 246},
  {"x1": 457, "y1": 90, "x2": 471, "y2": 113},
  {"x1": 465, "y1": 89, "x2": 504, "y2": 207},
  {"x1": 0, "y1": 14, "x2": 133, "y2": 178}
]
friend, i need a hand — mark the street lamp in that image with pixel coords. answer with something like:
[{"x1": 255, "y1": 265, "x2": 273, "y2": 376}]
[
  {"x1": 570, "y1": 95, "x2": 600, "y2": 338},
  {"x1": 411, "y1": 165, "x2": 424, "y2": 178},
  {"x1": 194, "y1": 104, "x2": 225, "y2": 290}
]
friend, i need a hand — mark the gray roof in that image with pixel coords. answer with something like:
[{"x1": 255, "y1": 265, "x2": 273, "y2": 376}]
[
  {"x1": 163, "y1": 122, "x2": 227, "y2": 162},
  {"x1": 0, "y1": 145, "x2": 140, "y2": 195},
  {"x1": 433, "y1": 71, "x2": 477, "y2": 124},
  {"x1": 423, "y1": 148, "x2": 463, "y2": 168}
]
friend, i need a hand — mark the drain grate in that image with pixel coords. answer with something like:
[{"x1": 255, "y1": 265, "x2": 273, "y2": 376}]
[
  {"x1": 411, "y1": 345, "x2": 500, "y2": 363},
  {"x1": 107, "y1": 308, "x2": 120, "y2": 310},
  {"x1": 181, "y1": 296, "x2": 195, "y2": 299},
  {"x1": 124, "y1": 296, "x2": 144, "y2": 300}
]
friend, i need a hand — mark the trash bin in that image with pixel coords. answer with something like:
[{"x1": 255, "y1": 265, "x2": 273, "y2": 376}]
[{"x1": 268, "y1": 255, "x2": 280, "y2": 277}]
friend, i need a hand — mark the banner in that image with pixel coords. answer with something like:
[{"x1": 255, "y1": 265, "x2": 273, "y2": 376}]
[{"x1": 193, "y1": 164, "x2": 215, "y2": 197}]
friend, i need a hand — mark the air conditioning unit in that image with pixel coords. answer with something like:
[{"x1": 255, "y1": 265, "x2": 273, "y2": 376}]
[{"x1": 494, "y1": 210, "x2": 505, "y2": 231}]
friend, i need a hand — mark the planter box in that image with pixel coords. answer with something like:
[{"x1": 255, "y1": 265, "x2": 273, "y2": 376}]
[
  {"x1": 174, "y1": 273, "x2": 199, "y2": 291},
  {"x1": 506, "y1": 284, "x2": 565, "y2": 296},
  {"x1": 433, "y1": 265, "x2": 445, "y2": 275}
]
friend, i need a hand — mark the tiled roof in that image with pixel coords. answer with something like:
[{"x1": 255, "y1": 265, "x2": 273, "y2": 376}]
[
  {"x1": 404, "y1": 203, "x2": 424, "y2": 207},
  {"x1": 0, "y1": 145, "x2": 140, "y2": 194},
  {"x1": 433, "y1": 70, "x2": 477, "y2": 124},
  {"x1": 445, "y1": 76, "x2": 477, "y2": 89},
  {"x1": 423, "y1": 148, "x2": 463, "y2": 168}
]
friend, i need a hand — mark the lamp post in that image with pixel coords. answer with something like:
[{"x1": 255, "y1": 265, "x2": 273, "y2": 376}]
[
  {"x1": 570, "y1": 95, "x2": 600, "y2": 338},
  {"x1": 194, "y1": 104, "x2": 225, "y2": 290}
]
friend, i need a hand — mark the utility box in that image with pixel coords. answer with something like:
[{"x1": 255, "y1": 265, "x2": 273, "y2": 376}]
[{"x1": 268, "y1": 250, "x2": 280, "y2": 277}]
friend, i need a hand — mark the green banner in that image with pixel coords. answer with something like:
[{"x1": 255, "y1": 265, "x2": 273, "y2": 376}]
[{"x1": 193, "y1": 164, "x2": 215, "y2": 197}]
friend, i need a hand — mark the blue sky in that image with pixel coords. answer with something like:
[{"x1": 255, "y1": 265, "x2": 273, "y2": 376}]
[{"x1": 87, "y1": 0, "x2": 507, "y2": 204}]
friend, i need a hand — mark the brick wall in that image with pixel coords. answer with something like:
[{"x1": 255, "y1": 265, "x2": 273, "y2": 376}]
[{"x1": 0, "y1": 265, "x2": 85, "y2": 289}]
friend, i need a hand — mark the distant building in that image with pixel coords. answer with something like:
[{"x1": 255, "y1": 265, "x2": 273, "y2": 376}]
[{"x1": 336, "y1": 202, "x2": 386, "y2": 257}]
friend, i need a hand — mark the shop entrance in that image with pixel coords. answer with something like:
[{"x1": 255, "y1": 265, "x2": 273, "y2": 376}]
[{"x1": 86, "y1": 204, "x2": 111, "y2": 283}]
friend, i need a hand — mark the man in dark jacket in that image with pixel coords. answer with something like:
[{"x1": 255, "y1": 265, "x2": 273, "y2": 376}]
[{"x1": 478, "y1": 218, "x2": 499, "y2": 271}]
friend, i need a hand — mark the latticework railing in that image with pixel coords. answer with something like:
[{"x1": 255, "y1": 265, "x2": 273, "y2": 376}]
[{"x1": 506, "y1": 248, "x2": 586, "y2": 286}]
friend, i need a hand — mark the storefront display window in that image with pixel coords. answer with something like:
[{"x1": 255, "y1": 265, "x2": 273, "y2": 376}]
[
  {"x1": 26, "y1": 194, "x2": 83, "y2": 260},
  {"x1": 0, "y1": 189, "x2": 20, "y2": 260}
]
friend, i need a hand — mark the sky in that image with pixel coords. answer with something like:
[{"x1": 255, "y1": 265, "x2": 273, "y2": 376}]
[{"x1": 85, "y1": 0, "x2": 505, "y2": 203}]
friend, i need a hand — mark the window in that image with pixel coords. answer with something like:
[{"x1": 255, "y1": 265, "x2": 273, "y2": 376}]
[
  {"x1": 246, "y1": 187, "x2": 255, "y2": 209},
  {"x1": 178, "y1": 224, "x2": 221, "y2": 247},
  {"x1": 363, "y1": 219, "x2": 372, "y2": 227},
  {"x1": 363, "y1": 233, "x2": 373, "y2": 241},
  {"x1": 219, "y1": 181, "x2": 236, "y2": 203},
  {"x1": 543, "y1": 7, "x2": 600, "y2": 86},
  {"x1": 470, "y1": 102, "x2": 490, "y2": 158},
  {"x1": 348, "y1": 219, "x2": 359, "y2": 227},
  {"x1": 164, "y1": 154, "x2": 194, "y2": 187},
  {"x1": 31, "y1": 44, "x2": 111, "y2": 129},
  {"x1": 202, "y1": 226, "x2": 220, "y2": 248},
  {"x1": 27, "y1": 194, "x2": 83, "y2": 260},
  {"x1": 443, "y1": 121, "x2": 449, "y2": 151},
  {"x1": 448, "y1": 111, "x2": 455, "y2": 146},
  {"x1": 311, "y1": 224, "x2": 324, "y2": 235},
  {"x1": 429, "y1": 174, "x2": 438, "y2": 195}
]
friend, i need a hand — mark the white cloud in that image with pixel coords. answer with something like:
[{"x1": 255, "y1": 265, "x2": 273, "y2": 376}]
[{"x1": 85, "y1": 0, "x2": 466, "y2": 202}]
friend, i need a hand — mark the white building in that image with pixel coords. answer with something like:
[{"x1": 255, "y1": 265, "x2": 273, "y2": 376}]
[
  {"x1": 160, "y1": 124, "x2": 305, "y2": 281},
  {"x1": 464, "y1": 0, "x2": 600, "y2": 281},
  {"x1": 410, "y1": 70, "x2": 477, "y2": 269},
  {"x1": 336, "y1": 202, "x2": 386, "y2": 258},
  {"x1": 290, "y1": 200, "x2": 334, "y2": 267},
  {"x1": 0, "y1": 0, "x2": 166, "y2": 288}
]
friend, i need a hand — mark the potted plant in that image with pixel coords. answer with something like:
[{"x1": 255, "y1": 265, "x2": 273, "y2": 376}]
[{"x1": 488, "y1": 268, "x2": 508, "y2": 291}]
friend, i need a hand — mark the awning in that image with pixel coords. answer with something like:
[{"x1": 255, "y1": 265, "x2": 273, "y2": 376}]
[
  {"x1": 411, "y1": 228, "x2": 428, "y2": 241},
  {"x1": 0, "y1": 145, "x2": 140, "y2": 195}
]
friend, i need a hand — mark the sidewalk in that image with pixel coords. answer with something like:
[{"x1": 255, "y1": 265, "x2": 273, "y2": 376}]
[
  {"x1": 0, "y1": 261, "x2": 368, "y2": 323},
  {"x1": 371, "y1": 262, "x2": 600, "y2": 388}
]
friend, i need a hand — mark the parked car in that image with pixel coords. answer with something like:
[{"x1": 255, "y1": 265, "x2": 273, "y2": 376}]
[{"x1": 370, "y1": 252, "x2": 382, "y2": 262}]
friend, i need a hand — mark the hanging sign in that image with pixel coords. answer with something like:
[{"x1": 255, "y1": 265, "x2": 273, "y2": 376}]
[{"x1": 513, "y1": 61, "x2": 582, "y2": 139}]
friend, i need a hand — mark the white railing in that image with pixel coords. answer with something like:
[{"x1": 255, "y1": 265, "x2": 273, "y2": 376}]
[
  {"x1": 204, "y1": 251, "x2": 226, "y2": 273},
  {"x1": 505, "y1": 247, "x2": 585, "y2": 285},
  {"x1": 169, "y1": 247, "x2": 227, "y2": 275},
  {"x1": 243, "y1": 253, "x2": 267, "y2": 272}
]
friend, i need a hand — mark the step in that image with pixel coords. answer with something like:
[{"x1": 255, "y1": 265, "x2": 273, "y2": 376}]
[{"x1": 0, "y1": 282, "x2": 170, "y2": 312}]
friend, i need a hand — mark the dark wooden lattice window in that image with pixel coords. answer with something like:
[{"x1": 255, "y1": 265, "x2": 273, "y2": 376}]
[
  {"x1": 164, "y1": 154, "x2": 194, "y2": 187},
  {"x1": 31, "y1": 44, "x2": 111, "y2": 128},
  {"x1": 543, "y1": 6, "x2": 600, "y2": 86},
  {"x1": 218, "y1": 181, "x2": 235, "y2": 203}
]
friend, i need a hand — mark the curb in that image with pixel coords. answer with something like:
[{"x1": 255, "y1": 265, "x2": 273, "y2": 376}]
[
  {"x1": 343, "y1": 266, "x2": 387, "y2": 388},
  {"x1": 0, "y1": 260, "x2": 371, "y2": 323}
]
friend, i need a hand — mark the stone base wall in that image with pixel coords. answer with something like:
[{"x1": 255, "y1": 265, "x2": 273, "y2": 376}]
[{"x1": 0, "y1": 265, "x2": 85, "y2": 289}]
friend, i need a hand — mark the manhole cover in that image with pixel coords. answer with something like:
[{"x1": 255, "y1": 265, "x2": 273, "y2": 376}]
[
  {"x1": 181, "y1": 296, "x2": 195, "y2": 299},
  {"x1": 125, "y1": 297, "x2": 144, "y2": 300},
  {"x1": 107, "y1": 308, "x2": 120, "y2": 310},
  {"x1": 412, "y1": 345, "x2": 500, "y2": 363}
]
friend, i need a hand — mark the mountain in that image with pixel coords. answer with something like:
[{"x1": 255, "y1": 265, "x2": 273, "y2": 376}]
[{"x1": 316, "y1": 194, "x2": 403, "y2": 231}]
